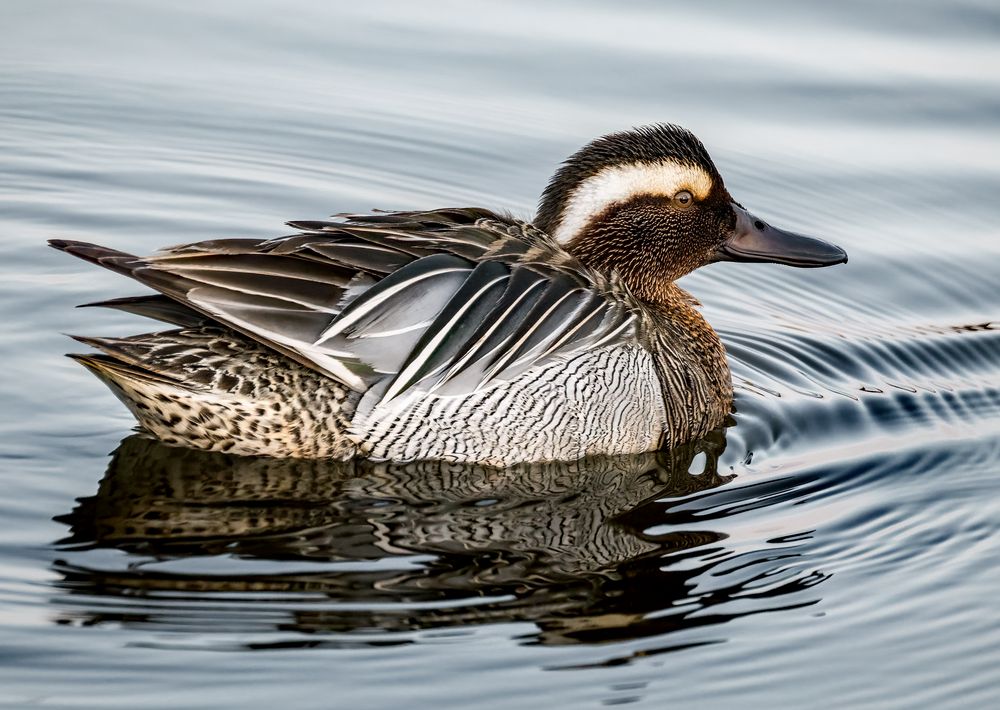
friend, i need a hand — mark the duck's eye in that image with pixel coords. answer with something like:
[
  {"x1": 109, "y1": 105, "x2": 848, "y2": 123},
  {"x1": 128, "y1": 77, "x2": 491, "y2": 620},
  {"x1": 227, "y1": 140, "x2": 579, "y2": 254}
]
[{"x1": 673, "y1": 190, "x2": 694, "y2": 208}]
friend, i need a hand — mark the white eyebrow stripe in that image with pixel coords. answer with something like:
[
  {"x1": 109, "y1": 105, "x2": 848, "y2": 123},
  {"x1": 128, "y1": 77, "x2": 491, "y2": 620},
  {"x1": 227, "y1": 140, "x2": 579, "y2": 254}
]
[{"x1": 551, "y1": 159, "x2": 714, "y2": 245}]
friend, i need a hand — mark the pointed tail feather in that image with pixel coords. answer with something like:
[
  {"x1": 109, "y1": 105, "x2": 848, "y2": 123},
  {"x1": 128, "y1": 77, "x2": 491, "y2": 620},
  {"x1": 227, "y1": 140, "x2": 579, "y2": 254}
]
[
  {"x1": 78, "y1": 294, "x2": 208, "y2": 328},
  {"x1": 48, "y1": 239, "x2": 143, "y2": 277}
]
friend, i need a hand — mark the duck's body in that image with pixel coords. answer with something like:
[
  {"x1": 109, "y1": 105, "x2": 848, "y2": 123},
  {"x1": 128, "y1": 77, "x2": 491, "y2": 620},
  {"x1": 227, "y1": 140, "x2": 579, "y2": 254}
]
[{"x1": 53, "y1": 124, "x2": 845, "y2": 465}]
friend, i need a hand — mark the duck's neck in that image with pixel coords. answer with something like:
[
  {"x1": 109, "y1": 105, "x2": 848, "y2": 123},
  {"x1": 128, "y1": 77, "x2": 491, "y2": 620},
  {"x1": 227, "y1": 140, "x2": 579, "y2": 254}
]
[
  {"x1": 641, "y1": 281, "x2": 734, "y2": 443},
  {"x1": 567, "y1": 236, "x2": 692, "y2": 305}
]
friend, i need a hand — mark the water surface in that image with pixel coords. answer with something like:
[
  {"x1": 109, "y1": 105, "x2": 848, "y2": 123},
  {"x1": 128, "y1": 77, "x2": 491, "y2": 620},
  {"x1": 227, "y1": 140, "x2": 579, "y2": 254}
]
[{"x1": 2, "y1": 1, "x2": 999, "y2": 708}]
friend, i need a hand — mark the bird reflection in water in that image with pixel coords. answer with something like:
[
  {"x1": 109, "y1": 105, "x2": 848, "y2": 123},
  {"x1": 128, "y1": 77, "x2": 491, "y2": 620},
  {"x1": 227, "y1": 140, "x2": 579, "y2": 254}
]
[{"x1": 53, "y1": 428, "x2": 827, "y2": 655}]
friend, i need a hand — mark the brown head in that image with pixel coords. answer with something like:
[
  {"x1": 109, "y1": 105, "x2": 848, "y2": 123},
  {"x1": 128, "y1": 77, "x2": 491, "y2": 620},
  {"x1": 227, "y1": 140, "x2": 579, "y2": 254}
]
[{"x1": 534, "y1": 124, "x2": 847, "y2": 303}]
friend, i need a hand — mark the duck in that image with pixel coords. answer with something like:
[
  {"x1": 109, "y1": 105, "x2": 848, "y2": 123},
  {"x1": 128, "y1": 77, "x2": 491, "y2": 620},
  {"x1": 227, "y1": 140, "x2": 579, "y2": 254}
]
[{"x1": 51, "y1": 123, "x2": 846, "y2": 466}]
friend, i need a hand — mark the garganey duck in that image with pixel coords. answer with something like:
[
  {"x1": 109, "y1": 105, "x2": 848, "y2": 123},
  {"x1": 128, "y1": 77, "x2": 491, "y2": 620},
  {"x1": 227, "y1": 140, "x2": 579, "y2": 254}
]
[{"x1": 51, "y1": 124, "x2": 846, "y2": 465}]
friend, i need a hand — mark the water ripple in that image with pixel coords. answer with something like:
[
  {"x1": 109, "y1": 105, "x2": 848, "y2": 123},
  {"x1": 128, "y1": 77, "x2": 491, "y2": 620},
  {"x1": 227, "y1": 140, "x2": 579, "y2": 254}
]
[{"x1": 3, "y1": 1, "x2": 1000, "y2": 707}]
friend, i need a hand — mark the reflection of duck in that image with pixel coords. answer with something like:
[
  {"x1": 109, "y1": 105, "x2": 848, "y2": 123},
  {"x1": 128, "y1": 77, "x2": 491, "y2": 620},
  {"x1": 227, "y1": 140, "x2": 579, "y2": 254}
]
[
  {"x1": 51, "y1": 124, "x2": 845, "y2": 464},
  {"x1": 53, "y1": 430, "x2": 827, "y2": 647}
]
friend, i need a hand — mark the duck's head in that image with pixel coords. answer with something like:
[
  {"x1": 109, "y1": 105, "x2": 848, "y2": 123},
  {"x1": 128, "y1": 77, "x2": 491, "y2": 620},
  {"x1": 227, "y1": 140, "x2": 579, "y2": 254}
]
[{"x1": 535, "y1": 124, "x2": 847, "y2": 303}]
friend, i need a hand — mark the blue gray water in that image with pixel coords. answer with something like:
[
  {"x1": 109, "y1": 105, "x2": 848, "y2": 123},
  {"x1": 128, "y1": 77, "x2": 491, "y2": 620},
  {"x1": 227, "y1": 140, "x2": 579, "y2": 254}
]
[{"x1": 2, "y1": 1, "x2": 999, "y2": 707}]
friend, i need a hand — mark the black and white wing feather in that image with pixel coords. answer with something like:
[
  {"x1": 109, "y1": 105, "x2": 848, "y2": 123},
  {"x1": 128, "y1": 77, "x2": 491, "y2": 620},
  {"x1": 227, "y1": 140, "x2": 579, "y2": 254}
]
[{"x1": 51, "y1": 208, "x2": 642, "y2": 404}]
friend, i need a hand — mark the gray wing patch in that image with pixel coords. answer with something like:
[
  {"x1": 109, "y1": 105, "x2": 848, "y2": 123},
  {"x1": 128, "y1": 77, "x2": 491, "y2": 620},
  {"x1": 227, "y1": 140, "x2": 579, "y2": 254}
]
[{"x1": 340, "y1": 261, "x2": 638, "y2": 408}]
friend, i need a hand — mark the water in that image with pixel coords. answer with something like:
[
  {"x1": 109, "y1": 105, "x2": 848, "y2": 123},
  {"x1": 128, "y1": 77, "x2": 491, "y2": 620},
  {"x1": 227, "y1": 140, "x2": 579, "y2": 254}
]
[{"x1": 2, "y1": 1, "x2": 999, "y2": 707}]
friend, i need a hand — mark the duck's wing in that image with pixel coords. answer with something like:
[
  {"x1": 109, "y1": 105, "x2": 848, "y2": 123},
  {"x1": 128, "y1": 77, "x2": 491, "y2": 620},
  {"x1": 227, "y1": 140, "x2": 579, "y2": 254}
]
[{"x1": 51, "y1": 208, "x2": 641, "y2": 399}]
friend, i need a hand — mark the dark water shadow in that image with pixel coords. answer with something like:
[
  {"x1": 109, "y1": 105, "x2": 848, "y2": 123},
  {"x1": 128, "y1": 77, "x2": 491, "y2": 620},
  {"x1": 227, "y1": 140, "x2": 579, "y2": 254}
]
[{"x1": 51, "y1": 430, "x2": 828, "y2": 655}]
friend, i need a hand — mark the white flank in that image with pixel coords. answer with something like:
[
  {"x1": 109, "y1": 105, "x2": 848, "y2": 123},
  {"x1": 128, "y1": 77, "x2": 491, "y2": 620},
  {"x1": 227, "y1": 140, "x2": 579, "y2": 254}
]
[{"x1": 551, "y1": 159, "x2": 714, "y2": 244}]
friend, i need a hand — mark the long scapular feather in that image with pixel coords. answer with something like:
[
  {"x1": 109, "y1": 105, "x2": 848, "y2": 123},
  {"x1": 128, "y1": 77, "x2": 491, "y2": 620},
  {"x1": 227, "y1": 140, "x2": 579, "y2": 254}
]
[
  {"x1": 314, "y1": 253, "x2": 473, "y2": 344},
  {"x1": 379, "y1": 260, "x2": 511, "y2": 402}
]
